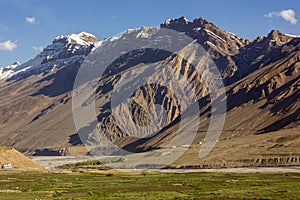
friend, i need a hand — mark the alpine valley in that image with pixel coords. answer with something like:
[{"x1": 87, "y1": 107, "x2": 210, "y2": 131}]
[{"x1": 0, "y1": 17, "x2": 299, "y2": 168}]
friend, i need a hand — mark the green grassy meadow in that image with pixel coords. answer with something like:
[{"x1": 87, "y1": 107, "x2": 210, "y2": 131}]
[{"x1": 0, "y1": 171, "x2": 300, "y2": 199}]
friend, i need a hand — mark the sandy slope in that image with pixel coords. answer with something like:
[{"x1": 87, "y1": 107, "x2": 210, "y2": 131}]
[{"x1": 0, "y1": 146, "x2": 43, "y2": 171}]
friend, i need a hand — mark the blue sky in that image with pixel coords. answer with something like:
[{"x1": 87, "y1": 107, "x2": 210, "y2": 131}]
[{"x1": 0, "y1": 0, "x2": 299, "y2": 67}]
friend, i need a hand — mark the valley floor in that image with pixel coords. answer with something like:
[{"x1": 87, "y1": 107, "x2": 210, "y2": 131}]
[{"x1": 0, "y1": 170, "x2": 300, "y2": 199}]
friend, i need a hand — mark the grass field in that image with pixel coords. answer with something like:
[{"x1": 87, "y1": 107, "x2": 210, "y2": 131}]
[{"x1": 0, "y1": 171, "x2": 300, "y2": 199}]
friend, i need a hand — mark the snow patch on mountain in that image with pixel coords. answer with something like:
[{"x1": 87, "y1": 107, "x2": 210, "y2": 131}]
[
  {"x1": 0, "y1": 61, "x2": 21, "y2": 80},
  {"x1": 55, "y1": 32, "x2": 97, "y2": 46},
  {"x1": 285, "y1": 34, "x2": 300, "y2": 38},
  {"x1": 0, "y1": 32, "x2": 98, "y2": 81}
]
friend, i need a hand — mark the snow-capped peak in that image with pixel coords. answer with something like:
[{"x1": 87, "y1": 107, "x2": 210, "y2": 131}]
[
  {"x1": 55, "y1": 32, "x2": 98, "y2": 46},
  {"x1": 0, "y1": 61, "x2": 21, "y2": 80},
  {"x1": 0, "y1": 32, "x2": 98, "y2": 81}
]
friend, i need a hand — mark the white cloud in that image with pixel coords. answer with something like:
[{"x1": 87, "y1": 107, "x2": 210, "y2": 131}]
[
  {"x1": 32, "y1": 46, "x2": 43, "y2": 51},
  {"x1": 265, "y1": 9, "x2": 297, "y2": 25},
  {"x1": 25, "y1": 16, "x2": 36, "y2": 24},
  {"x1": 0, "y1": 40, "x2": 17, "y2": 51}
]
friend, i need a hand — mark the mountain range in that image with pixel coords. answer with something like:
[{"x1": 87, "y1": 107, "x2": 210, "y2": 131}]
[{"x1": 0, "y1": 17, "x2": 299, "y2": 168}]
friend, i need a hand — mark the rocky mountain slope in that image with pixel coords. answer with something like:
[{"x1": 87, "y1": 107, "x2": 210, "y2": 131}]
[{"x1": 0, "y1": 17, "x2": 299, "y2": 168}]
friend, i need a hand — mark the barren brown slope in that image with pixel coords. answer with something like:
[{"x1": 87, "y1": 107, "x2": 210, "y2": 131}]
[
  {"x1": 133, "y1": 37, "x2": 300, "y2": 168},
  {"x1": 0, "y1": 146, "x2": 43, "y2": 170},
  {"x1": 0, "y1": 17, "x2": 298, "y2": 169},
  {"x1": 0, "y1": 72, "x2": 78, "y2": 155},
  {"x1": 109, "y1": 36, "x2": 299, "y2": 149}
]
